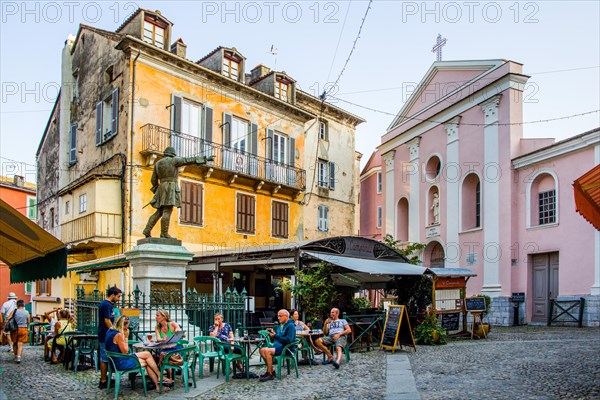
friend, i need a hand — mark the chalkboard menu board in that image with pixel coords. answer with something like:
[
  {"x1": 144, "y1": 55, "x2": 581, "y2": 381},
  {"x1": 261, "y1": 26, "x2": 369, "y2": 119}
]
[
  {"x1": 381, "y1": 306, "x2": 401, "y2": 348},
  {"x1": 465, "y1": 297, "x2": 486, "y2": 312},
  {"x1": 379, "y1": 305, "x2": 416, "y2": 352},
  {"x1": 441, "y1": 312, "x2": 460, "y2": 331}
]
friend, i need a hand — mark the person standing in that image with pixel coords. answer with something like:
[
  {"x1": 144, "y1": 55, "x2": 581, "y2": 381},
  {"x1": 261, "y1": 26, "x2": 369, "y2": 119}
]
[
  {"x1": 0, "y1": 292, "x2": 17, "y2": 352},
  {"x1": 10, "y1": 299, "x2": 30, "y2": 363},
  {"x1": 98, "y1": 286, "x2": 122, "y2": 389}
]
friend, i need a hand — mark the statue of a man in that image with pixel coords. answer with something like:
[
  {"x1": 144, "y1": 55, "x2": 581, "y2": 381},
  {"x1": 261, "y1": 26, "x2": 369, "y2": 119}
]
[
  {"x1": 431, "y1": 192, "x2": 440, "y2": 224},
  {"x1": 143, "y1": 146, "x2": 213, "y2": 239}
]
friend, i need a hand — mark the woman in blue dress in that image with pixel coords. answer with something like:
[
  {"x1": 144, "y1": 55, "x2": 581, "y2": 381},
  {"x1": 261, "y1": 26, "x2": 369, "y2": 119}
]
[{"x1": 105, "y1": 315, "x2": 168, "y2": 391}]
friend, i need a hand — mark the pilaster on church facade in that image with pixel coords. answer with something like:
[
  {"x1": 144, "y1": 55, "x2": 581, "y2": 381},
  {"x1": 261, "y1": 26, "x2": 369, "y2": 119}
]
[
  {"x1": 382, "y1": 151, "x2": 395, "y2": 237},
  {"x1": 407, "y1": 138, "x2": 420, "y2": 243},
  {"x1": 445, "y1": 116, "x2": 461, "y2": 268}
]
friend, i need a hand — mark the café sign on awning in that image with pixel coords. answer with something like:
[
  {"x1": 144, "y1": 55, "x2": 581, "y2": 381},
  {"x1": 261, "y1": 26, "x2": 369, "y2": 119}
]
[{"x1": 0, "y1": 198, "x2": 67, "y2": 283}]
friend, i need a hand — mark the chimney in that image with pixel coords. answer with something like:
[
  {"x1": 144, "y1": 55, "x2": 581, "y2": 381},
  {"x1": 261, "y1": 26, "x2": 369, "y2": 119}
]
[
  {"x1": 170, "y1": 38, "x2": 187, "y2": 59},
  {"x1": 13, "y1": 175, "x2": 24, "y2": 188},
  {"x1": 250, "y1": 64, "x2": 270, "y2": 83}
]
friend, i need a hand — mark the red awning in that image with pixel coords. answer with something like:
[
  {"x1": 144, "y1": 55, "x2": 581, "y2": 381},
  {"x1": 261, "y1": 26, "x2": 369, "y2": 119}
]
[{"x1": 573, "y1": 164, "x2": 600, "y2": 231}]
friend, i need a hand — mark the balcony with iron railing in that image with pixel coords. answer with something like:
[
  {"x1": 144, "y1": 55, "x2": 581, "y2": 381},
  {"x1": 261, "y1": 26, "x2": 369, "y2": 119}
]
[
  {"x1": 141, "y1": 124, "x2": 306, "y2": 192},
  {"x1": 61, "y1": 212, "x2": 122, "y2": 246}
]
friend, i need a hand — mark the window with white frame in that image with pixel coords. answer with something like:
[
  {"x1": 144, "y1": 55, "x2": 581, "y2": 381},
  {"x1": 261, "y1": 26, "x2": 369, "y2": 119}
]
[
  {"x1": 231, "y1": 116, "x2": 248, "y2": 152},
  {"x1": 377, "y1": 172, "x2": 382, "y2": 193},
  {"x1": 318, "y1": 159, "x2": 328, "y2": 188},
  {"x1": 377, "y1": 206, "x2": 383, "y2": 228},
  {"x1": 27, "y1": 196, "x2": 36, "y2": 220},
  {"x1": 222, "y1": 57, "x2": 240, "y2": 80},
  {"x1": 79, "y1": 193, "x2": 87, "y2": 214},
  {"x1": 143, "y1": 20, "x2": 165, "y2": 48},
  {"x1": 95, "y1": 88, "x2": 119, "y2": 145},
  {"x1": 318, "y1": 120, "x2": 328, "y2": 140},
  {"x1": 275, "y1": 79, "x2": 289, "y2": 101},
  {"x1": 272, "y1": 132, "x2": 287, "y2": 164},
  {"x1": 318, "y1": 205, "x2": 329, "y2": 232},
  {"x1": 538, "y1": 189, "x2": 556, "y2": 225}
]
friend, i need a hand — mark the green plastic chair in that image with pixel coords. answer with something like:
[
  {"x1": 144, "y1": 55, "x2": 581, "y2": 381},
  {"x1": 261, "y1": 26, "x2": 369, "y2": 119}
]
[
  {"x1": 214, "y1": 341, "x2": 249, "y2": 382},
  {"x1": 73, "y1": 336, "x2": 98, "y2": 373},
  {"x1": 106, "y1": 351, "x2": 148, "y2": 400},
  {"x1": 321, "y1": 335, "x2": 351, "y2": 363},
  {"x1": 257, "y1": 330, "x2": 273, "y2": 362},
  {"x1": 274, "y1": 339, "x2": 301, "y2": 379},
  {"x1": 297, "y1": 336, "x2": 314, "y2": 367},
  {"x1": 158, "y1": 345, "x2": 197, "y2": 393},
  {"x1": 193, "y1": 336, "x2": 220, "y2": 378}
]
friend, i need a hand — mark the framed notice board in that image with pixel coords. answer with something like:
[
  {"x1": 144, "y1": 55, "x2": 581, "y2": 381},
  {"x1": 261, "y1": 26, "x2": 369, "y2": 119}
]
[
  {"x1": 465, "y1": 297, "x2": 486, "y2": 312},
  {"x1": 379, "y1": 305, "x2": 416, "y2": 353}
]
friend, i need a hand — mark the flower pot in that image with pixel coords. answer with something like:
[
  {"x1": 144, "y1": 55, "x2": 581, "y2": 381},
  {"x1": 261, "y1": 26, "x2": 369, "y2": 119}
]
[{"x1": 431, "y1": 331, "x2": 440, "y2": 344}]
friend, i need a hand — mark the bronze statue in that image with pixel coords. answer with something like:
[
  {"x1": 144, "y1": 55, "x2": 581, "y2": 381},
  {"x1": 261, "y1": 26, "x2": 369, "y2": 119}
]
[{"x1": 143, "y1": 146, "x2": 213, "y2": 239}]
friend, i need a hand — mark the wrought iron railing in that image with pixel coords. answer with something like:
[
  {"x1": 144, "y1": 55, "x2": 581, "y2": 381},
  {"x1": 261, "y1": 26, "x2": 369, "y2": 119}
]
[
  {"x1": 75, "y1": 286, "x2": 247, "y2": 338},
  {"x1": 141, "y1": 123, "x2": 306, "y2": 191}
]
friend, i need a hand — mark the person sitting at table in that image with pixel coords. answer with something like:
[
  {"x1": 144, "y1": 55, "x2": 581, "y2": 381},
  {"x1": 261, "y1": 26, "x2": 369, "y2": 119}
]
[
  {"x1": 48, "y1": 309, "x2": 76, "y2": 364},
  {"x1": 107, "y1": 315, "x2": 170, "y2": 392},
  {"x1": 258, "y1": 309, "x2": 296, "y2": 382},
  {"x1": 43, "y1": 308, "x2": 61, "y2": 361},
  {"x1": 154, "y1": 310, "x2": 184, "y2": 379},
  {"x1": 208, "y1": 312, "x2": 245, "y2": 372},
  {"x1": 315, "y1": 308, "x2": 351, "y2": 370},
  {"x1": 290, "y1": 309, "x2": 321, "y2": 356}
]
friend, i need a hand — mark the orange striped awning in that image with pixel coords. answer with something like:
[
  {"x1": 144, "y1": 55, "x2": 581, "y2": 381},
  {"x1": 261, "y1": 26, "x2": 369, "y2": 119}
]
[{"x1": 573, "y1": 164, "x2": 600, "y2": 231}]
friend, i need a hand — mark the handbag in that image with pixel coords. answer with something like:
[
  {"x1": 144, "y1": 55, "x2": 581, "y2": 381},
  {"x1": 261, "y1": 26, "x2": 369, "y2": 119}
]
[
  {"x1": 4, "y1": 315, "x2": 17, "y2": 333},
  {"x1": 159, "y1": 351, "x2": 184, "y2": 366}
]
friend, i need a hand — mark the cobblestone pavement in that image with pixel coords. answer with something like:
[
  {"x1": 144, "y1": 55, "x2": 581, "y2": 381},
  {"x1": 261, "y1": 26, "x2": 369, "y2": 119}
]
[
  {"x1": 408, "y1": 326, "x2": 600, "y2": 400},
  {"x1": 0, "y1": 344, "x2": 385, "y2": 400},
  {"x1": 0, "y1": 327, "x2": 598, "y2": 400}
]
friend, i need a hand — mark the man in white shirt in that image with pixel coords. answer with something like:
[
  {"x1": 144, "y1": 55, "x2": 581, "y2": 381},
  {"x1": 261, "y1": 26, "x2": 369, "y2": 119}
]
[
  {"x1": 315, "y1": 308, "x2": 351, "y2": 369},
  {"x1": 0, "y1": 292, "x2": 18, "y2": 351}
]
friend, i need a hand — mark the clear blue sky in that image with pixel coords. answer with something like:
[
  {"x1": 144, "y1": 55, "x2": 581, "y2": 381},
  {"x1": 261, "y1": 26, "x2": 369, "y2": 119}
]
[{"x1": 1, "y1": 1, "x2": 599, "y2": 178}]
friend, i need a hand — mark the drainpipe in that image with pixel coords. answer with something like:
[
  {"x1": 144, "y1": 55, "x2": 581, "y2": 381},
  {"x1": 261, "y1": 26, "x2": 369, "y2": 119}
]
[{"x1": 129, "y1": 50, "x2": 141, "y2": 249}]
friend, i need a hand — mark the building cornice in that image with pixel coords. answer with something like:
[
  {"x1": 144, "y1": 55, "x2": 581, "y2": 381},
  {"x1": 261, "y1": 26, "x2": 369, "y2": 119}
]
[
  {"x1": 512, "y1": 129, "x2": 600, "y2": 169},
  {"x1": 360, "y1": 166, "x2": 382, "y2": 182}
]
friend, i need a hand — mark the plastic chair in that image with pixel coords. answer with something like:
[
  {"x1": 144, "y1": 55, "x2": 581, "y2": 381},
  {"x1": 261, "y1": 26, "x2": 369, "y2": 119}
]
[
  {"x1": 274, "y1": 340, "x2": 300, "y2": 379},
  {"x1": 297, "y1": 336, "x2": 314, "y2": 367},
  {"x1": 106, "y1": 351, "x2": 148, "y2": 400},
  {"x1": 214, "y1": 341, "x2": 249, "y2": 382},
  {"x1": 158, "y1": 345, "x2": 197, "y2": 393},
  {"x1": 321, "y1": 335, "x2": 351, "y2": 363},
  {"x1": 73, "y1": 337, "x2": 98, "y2": 373},
  {"x1": 193, "y1": 336, "x2": 220, "y2": 378}
]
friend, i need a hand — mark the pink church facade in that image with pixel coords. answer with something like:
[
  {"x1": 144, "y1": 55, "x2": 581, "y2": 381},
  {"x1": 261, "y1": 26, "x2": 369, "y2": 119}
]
[{"x1": 360, "y1": 59, "x2": 600, "y2": 326}]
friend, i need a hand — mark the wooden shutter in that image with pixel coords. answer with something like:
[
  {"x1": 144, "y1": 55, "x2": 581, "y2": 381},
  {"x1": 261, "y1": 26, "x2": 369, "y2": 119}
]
[
  {"x1": 288, "y1": 137, "x2": 295, "y2": 167},
  {"x1": 203, "y1": 105, "x2": 213, "y2": 143},
  {"x1": 222, "y1": 113, "x2": 232, "y2": 146},
  {"x1": 266, "y1": 129, "x2": 274, "y2": 159},
  {"x1": 237, "y1": 194, "x2": 255, "y2": 233},
  {"x1": 69, "y1": 124, "x2": 77, "y2": 164},
  {"x1": 329, "y1": 161, "x2": 335, "y2": 190},
  {"x1": 111, "y1": 88, "x2": 119, "y2": 136},
  {"x1": 272, "y1": 201, "x2": 288, "y2": 238},
  {"x1": 249, "y1": 123, "x2": 258, "y2": 155},
  {"x1": 180, "y1": 181, "x2": 203, "y2": 225},
  {"x1": 95, "y1": 101, "x2": 102, "y2": 145},
  {"x1": 171, "y1": 95, "x2": 182, "y2": 133}
]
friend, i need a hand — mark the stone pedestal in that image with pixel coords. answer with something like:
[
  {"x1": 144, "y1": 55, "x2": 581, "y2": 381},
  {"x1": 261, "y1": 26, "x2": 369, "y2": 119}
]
[{"x1": 125, "y1": 238, "x2": 194, "y2": 333}]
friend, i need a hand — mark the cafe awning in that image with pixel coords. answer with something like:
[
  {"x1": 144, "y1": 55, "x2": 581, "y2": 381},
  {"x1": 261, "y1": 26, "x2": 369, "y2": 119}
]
[
  {"x1": 0, "y1": 198, "x2": 67, "y2": 283},
  {"x1": 573, "y1": 164, "x2": 600, "y2": 231},
  {"x1": 302, "y1": 251, "x2": 428, "y2": 289}
]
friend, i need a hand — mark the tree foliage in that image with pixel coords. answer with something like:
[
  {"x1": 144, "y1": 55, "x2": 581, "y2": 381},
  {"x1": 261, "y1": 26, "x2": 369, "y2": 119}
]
[{"x1": 281, "y1": 262, "x2": 339, "y2": 322}]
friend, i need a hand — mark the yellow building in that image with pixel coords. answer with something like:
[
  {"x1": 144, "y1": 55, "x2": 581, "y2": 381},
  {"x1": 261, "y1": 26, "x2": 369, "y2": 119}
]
[{"x1": 36, "y1": 9, "x2": 363, "y2": 308}]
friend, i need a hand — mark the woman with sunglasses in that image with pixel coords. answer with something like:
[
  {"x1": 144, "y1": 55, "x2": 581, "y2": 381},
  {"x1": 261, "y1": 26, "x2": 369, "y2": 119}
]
[{"x1": 106, "y1": 315, "x2": 171, "y2": 392}]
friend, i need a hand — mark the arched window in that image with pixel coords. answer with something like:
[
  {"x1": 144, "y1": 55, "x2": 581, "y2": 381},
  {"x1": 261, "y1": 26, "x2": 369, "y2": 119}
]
[
  {"x1": 528, "y1": 171, "x2": 558, "y2": 227},
  {"x1": 461, "y1": 173, "x2": 481, "y2": 230},
  {"x1": 396, "y1": 197, "x2": 409, "y2": 242}
]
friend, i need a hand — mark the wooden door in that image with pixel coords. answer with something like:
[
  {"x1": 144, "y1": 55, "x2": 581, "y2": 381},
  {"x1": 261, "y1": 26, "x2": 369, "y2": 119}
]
[{"x1": 531, "y1": 252, "x2": 559, "y2": 322}]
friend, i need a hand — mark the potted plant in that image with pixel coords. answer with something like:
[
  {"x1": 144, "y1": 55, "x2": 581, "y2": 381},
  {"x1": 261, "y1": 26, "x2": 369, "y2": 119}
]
[
  {"x1": 351, "y1": 296, "x2": 372, "y2": 313},
  {"x1": 414, "y1": 308, "x2": 446, "y2": 345}
]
